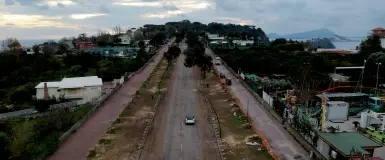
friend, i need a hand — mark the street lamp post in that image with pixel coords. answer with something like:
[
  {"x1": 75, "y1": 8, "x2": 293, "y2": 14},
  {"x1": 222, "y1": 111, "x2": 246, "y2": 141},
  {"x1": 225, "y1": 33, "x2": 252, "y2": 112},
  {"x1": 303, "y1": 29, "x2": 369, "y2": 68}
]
[
  {"x1": 376, "y1": 62, "x2": 382, "y2": 90},
  {"x1": 247, "y1": 100, "x2": 249, "y2": 118}
]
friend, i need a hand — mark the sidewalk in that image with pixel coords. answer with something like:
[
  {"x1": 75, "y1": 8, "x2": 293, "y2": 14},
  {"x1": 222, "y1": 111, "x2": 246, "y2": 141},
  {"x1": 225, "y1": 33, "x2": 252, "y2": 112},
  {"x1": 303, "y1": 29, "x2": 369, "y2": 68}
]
[
  {"x1": 205, "y1": 48, "x2": 309, "y2": 160},
  {"x1": 48, "y1": 44, "x2": 169, "y2": 160}
]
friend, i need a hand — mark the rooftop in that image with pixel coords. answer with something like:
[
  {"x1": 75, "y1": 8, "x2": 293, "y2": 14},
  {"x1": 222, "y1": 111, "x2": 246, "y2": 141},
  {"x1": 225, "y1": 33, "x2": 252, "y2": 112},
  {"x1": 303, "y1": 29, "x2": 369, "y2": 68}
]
[
  {"x1": 319, "y1": 132, "x2": 383, "y2": 156},
  {"x1": 35, "y1": 76, "x2": 102, "y2": 89},
  {"x1": 35, "y1": 81, "x2": 62, "y2": 88},
  {"x1": 372, "y1": 28, "x2": 385, "y2": 31},
  {"x1": 316, "y1": 93, "x2": 368, "y2": 99}
]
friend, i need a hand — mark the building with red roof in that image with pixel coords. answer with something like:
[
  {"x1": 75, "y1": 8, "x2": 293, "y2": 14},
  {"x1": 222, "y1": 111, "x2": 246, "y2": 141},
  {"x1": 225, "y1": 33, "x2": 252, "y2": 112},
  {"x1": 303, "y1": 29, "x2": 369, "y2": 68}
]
[
  {"x1": 75, "y1": 42, "x2": 96, "y2": 50},
  {"x1": 371, "y1": 28, "x2": 385, "y2": 48}
]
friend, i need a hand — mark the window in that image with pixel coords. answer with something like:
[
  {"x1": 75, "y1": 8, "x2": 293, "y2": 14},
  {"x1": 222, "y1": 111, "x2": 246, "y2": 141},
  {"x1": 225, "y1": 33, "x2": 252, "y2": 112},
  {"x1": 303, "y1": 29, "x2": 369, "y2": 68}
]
[{"x1": 57, "y1": 89, "x2": 61, "y2": 92}]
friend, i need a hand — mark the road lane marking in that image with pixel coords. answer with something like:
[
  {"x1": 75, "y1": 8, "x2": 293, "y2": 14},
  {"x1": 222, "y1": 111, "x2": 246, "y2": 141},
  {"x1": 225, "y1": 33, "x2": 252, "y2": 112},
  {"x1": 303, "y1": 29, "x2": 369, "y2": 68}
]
[{"x1": 181, "y1": 143, "x2": 183, "y2": 151}]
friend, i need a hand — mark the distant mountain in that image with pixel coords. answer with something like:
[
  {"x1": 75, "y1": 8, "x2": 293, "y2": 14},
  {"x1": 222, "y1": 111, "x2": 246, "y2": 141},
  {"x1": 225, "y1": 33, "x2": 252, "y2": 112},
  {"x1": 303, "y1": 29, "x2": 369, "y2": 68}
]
[
  {"x1": 308, "y1": 38, "x2": 336, "y2": 49},
  {"x1": 268, "y1": 29, "x2": 354, "y2": 42},
  {"x1": 267, "y1": 33, "x2": 282, "y2": 39}
]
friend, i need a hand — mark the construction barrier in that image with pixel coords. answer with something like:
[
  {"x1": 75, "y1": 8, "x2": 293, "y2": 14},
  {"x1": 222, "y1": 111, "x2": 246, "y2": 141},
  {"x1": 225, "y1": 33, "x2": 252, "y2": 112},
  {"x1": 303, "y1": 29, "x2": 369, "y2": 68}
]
[{"x1": 233, "y1": 97, "x2": 280, "y2": 160}]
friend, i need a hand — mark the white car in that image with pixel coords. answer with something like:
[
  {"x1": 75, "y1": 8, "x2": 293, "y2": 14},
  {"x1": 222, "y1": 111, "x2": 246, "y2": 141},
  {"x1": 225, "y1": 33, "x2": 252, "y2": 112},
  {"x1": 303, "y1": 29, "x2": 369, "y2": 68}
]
[
  {"x1": 214, "y1": 57, "x2": 221, "y2": 65},
  {"x1": 185, "y1": 116, "x2": 196, "y2": 125}
]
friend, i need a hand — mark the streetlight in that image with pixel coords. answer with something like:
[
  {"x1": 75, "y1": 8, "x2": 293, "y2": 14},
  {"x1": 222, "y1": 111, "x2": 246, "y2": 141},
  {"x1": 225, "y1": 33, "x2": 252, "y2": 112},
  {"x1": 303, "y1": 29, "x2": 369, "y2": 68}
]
[{"x1": 376, "y1": 62, "x2": 382, "y2": 90}]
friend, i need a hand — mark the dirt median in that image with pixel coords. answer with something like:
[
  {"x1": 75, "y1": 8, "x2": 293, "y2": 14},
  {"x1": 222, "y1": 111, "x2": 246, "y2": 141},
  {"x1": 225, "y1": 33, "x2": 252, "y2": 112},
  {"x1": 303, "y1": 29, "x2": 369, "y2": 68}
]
[
  {"x1": 199, "y1": 71, "x2": 273, "y2": 160},
  {"x1": 87, "y1": 59, "x2": 170, "y2": 160}
]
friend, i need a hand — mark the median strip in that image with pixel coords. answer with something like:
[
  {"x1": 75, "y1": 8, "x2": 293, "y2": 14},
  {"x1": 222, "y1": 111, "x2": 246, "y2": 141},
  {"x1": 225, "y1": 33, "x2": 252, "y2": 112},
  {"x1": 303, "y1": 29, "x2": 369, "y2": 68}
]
[{"x1": 87, "y1": 58, "x2": 170, "y2": 160}]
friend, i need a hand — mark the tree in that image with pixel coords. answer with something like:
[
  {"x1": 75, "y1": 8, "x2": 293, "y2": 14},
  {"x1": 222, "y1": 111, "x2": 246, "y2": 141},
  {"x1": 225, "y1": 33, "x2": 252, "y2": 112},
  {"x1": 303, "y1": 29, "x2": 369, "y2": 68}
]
[
  {"x1": 32, "y1": 45, "x2": 40, "y2": 54},
  {"x1": 32, "y1": 97, "x2": 58, "y2": 112},
  {"x1": 359, "y1": 35, "x2": 384, "y2": 59},
  {"x1": 96, "y1": 29, "x2": 113, "y2": 45},
  {"x1": 184, "y1": 44, "x2": 212, "y2": 79},
  {"x1": 112, "y1": 25, "x2": 124, "y2": 35},
  {"x1": 164, "y1": 46, "x2": 181, "y2": 65},
  {"x1": 78, "y1": 33, "x2": 87, "y2": 41},
  {"x1": 133, "y1": 30, "x2": 145, "y2": 41},
  {"x1": 150, "y1": 31, "x2": 166, "y2": 46},
  {"x1": 0, "y1": 132, "x2": 10, "y2": 159},
  {"x1": 42, "y1": 43, "x2": 56, "y2": 55},
  {"x1": 56, "y1": 43, "x2": 69, "y2": 55},
  {"x1": 10, "y1": 121, "x2": 33, "y2": 158},
  {"x1": 1, "y1": 38, "x2": 22, "y2": 56}
]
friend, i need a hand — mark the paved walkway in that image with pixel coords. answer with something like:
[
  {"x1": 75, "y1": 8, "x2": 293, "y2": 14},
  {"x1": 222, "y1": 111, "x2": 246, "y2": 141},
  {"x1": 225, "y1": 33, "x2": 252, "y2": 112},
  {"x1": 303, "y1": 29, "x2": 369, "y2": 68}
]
[
  {"x1": 206, "y1": 47, "x2": 309, "y2": 160},
  {"x1": 48, "y1": 43, "x2": 170, "y2": 160}
]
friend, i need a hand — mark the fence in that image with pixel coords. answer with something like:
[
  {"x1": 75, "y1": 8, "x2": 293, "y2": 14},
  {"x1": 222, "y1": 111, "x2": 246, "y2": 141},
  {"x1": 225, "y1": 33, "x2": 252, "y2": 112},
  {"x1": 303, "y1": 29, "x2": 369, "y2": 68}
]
[{"x1": 0, "y1": 100, "x2": 82, "y2": 121}]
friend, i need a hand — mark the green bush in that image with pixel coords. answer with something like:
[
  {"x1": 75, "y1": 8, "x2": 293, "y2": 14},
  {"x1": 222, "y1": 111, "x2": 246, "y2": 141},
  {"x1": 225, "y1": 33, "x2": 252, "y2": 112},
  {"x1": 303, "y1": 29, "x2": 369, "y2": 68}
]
[{"x1": 0, "y1": 132, "x2": 11, "y2": 159}]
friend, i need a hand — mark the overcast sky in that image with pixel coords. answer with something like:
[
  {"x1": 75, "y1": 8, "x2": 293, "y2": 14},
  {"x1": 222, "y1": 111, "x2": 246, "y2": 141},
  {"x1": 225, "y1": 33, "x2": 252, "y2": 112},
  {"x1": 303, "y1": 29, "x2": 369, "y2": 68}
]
[{"x1": 1, "y1": 0, "x2": 385, "y2": 40}]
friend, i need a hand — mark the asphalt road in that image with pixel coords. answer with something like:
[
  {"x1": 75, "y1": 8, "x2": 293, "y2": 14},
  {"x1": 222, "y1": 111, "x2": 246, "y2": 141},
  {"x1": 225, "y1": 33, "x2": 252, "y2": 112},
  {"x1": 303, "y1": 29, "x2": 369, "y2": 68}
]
[
  {"x1": 48, "y1": 42, "x2": 172, "y2": 160},
  {"x1": 206, "y1": 47, "x2": 309, "y2": 160},
  {"x1": 140, "y1": 41, "x2": 219, "y2": 160}
]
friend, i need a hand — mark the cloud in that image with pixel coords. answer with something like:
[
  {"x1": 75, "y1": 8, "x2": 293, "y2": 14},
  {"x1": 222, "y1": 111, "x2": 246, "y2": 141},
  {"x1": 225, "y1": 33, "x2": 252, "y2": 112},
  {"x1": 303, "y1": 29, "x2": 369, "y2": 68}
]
[
  {"x1": 218, "y1": 17, "x2": 253, "y2": 25},
  {"x1": 43, "y1": 0, "x2": 76, "y2": 7},
  {"x1": 2, "y1": 0, "x2": 385, "y2": 40},
  {"x1": 120, "y1": 0, "x2": 213, "y2": 19},
  {"x1": 113, "y1": 1, "x2": 162, "y2": 7},
  {"x1": 0, "y1": 13, "x2": 79, "y2": 29},
  {"x1": 162, "y1": 3, "x2": 179, "y2": 11},
  {"x1": 142, "y1": 10, "x2": 185, "y2": 18},
  {"x1": 5, "y1": 0, "x2": 15, "y2": 5},
  {"x1": 57, "y1": 3, "x2": 65, "y2": 8},
  {"x1": 70, "y1": 13, "x2": 107, "y2": 19},
  {"x1": 99, "y1": 5, "x2": 110, "y2": 13}
]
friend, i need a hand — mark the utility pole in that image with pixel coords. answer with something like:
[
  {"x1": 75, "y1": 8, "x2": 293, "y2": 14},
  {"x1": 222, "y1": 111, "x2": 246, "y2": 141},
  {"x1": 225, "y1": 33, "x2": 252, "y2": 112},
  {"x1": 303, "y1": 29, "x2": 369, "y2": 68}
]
[
  {"x1": 247, "y1": 100, "x2": 249, "y2": 118},
  {"x1": 376, "y1": 62, "x2": 382, "y2": 94}
]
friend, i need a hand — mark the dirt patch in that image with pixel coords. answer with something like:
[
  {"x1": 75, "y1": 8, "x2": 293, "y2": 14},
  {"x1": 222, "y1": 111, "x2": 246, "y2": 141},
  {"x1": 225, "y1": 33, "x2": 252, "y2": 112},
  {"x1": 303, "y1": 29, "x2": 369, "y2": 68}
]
[
  {"x1": 200, "y1": 71, "x2": 272, "y2": 160},
  {"x1": 87, "y1": 60, "x2": 170, "y2": 160}
]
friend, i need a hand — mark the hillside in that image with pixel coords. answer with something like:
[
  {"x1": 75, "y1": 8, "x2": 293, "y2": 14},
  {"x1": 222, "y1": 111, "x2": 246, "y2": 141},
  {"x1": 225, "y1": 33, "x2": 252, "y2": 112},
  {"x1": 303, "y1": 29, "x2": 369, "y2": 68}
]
[{"x1": 268, "y1": 29, "x2": 354, "y2": 42}]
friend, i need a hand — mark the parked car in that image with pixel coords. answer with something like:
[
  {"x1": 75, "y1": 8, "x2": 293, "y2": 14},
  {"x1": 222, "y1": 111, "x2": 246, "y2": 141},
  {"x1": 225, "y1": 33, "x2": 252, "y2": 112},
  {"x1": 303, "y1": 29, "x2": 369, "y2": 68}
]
[
  {"x1": 226, "y1": 78, "x2": 232, "y2": 85},
  {"x1": 185, "y1": 116, "x2": 195, "y2": 125},
  {"x1": 214, "y1": 57, "x2": 221, "y2": 65}
]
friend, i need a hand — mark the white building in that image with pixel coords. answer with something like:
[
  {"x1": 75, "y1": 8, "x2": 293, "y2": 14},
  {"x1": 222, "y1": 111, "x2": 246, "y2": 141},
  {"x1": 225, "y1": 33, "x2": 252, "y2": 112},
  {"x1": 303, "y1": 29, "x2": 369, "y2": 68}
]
[
  {"x1": 207, "y1": 33, "x2": 225, "y2": 41},
  {"x1": 325, "y1": 101, "x2": 349, "y2": 121},
  {"x1": 233, "y1": 40, "x2": 254, "y2": 46},
  {"x1": 118, "y1": 35, "x2": 133, "y2": 45},
  {"x1": 35, "y1": 76, "x2": 103, "y2": 103},
  {"x1": 360, "y1": 110, "x2": 385, "y2": 132}
]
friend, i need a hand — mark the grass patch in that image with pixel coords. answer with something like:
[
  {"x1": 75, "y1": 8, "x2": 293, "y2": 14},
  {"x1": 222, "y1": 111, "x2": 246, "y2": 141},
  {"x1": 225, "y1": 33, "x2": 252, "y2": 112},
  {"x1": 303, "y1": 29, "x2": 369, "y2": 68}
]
[
  {"x1": 366, "y1": 129, "x2": 385, "y2": 144},
  {"x1": 88, "y1": 149, "x2": 97, "y2": 158},
  {"x1": 113, "y1": 118, "x2": 122, "y2": 124},
  {"x1": 98, "y1": 139, "x2": 112, "y2": 145},
  {"x1": 106, "y1": 128, "x2": 121, "y2": 134}
]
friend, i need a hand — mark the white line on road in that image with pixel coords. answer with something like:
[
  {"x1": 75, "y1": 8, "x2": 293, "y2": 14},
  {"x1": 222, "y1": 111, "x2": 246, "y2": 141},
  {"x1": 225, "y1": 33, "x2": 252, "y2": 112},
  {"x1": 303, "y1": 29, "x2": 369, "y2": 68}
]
[{"x1": 180, "y1": 143, "x2": 183, "y2": 151}]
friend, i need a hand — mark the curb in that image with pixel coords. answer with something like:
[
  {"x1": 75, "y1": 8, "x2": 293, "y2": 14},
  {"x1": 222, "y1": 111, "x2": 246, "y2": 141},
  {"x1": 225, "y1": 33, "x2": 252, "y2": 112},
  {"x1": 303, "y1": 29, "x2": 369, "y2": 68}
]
[{"x1": 197, "y1": 89, "x2": 225, "y2": 160}]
